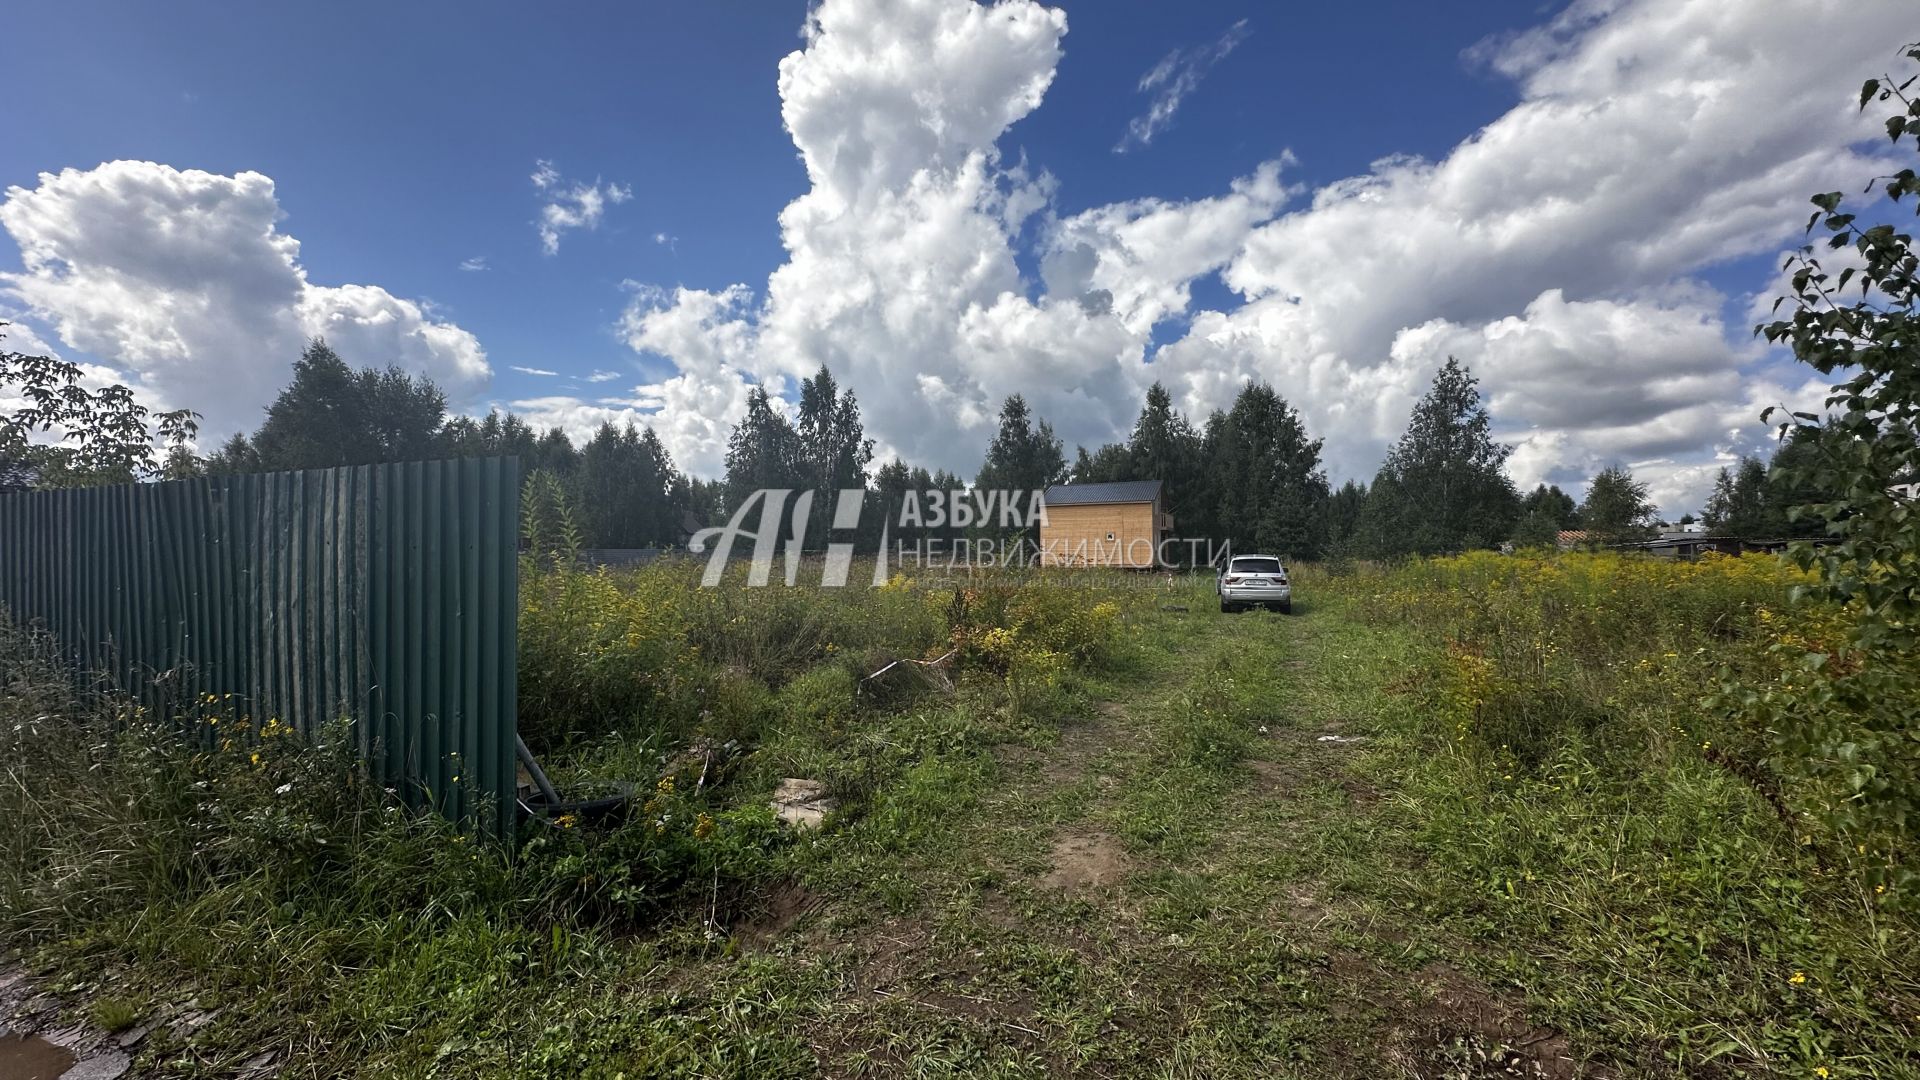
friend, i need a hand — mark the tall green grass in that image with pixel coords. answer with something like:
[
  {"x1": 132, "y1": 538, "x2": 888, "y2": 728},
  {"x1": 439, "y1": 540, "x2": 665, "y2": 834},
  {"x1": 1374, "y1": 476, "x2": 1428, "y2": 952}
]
[
  {"x1": 0, "y1": 564, "x2": 1158, "y2": 1073},
  {"x1": 1313, "y1": 552, "x2": 1920, "y2": 1077}
]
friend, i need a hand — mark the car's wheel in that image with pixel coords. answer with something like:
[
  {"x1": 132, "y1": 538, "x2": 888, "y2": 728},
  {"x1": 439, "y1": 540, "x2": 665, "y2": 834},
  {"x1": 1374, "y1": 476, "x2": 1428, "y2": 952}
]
[
  {"x1": 1219, "y1": 599, "x2": 1235, "y2": 613},
  {"x1": 1279, "y1": 600, "x2": 1293, "y2": 615}
]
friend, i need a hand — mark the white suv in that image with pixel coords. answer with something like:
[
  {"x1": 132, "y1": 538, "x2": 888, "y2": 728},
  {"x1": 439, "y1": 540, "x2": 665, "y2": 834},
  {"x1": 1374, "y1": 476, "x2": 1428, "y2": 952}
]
[{"x1": 1218, "y1": 555, "x2": 1292, "y2": 614}]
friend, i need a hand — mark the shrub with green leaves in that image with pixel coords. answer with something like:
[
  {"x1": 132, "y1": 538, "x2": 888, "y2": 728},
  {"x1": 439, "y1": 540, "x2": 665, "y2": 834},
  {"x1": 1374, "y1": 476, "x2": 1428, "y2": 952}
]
[{"x1": 1739, "y1": 43, "x2": 1920, "y2": 901}]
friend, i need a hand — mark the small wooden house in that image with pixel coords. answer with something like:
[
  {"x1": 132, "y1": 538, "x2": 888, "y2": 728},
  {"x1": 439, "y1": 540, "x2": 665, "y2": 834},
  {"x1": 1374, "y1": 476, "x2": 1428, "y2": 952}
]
[{"x1": 1039, "y1": 480, "x2": 1171, "y2": 568}]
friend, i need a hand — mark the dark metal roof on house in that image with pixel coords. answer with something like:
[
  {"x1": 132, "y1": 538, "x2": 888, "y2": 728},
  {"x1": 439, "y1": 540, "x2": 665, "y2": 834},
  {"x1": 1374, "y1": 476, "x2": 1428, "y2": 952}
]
[{"x1": 1042, "y1": 479, "x2": 1163, "y2": 506}]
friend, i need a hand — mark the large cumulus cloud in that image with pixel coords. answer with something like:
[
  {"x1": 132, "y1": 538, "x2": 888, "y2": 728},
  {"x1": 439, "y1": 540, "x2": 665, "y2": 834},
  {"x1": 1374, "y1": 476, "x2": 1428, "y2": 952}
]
[
  {"x1": 615, "y1": 0, "x2": 1905, "y2": 510},
  {"x1": 5, "y1": 0, "x2": 1906, "y2": 515},
  {"x1": 1155, "y1": 0, "x2": 1901, "y2": 506},
  {"x1": 621, "y1": 0, "x2": 1291, "y2": 475},
  {"x1": 0, "y1": 161, "x2": 488, "y2": 441}
]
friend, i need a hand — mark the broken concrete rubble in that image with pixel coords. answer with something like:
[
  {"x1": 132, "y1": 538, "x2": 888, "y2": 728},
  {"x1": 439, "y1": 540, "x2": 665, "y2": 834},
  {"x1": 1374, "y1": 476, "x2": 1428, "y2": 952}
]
[{"x1": 770, "y1": 779, "x2": 836, "y2": 829}]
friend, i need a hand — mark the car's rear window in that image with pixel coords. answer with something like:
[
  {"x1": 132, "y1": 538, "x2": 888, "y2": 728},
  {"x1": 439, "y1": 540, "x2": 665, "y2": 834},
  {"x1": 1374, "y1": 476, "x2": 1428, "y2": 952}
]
[{"x1": 1230, "y1": 558, "x2": 1283, "y2": 575}]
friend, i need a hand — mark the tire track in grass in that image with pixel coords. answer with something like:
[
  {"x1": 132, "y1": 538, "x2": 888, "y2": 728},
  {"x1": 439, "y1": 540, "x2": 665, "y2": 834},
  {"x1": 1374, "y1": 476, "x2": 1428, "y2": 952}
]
[
  {"x1": 862, "y1": 603, "x2": 1355, "y2": 1076},
  {"x1": 799, "y1": 598, "x2": 1272, "y2": 1076},
  {"x1": 1178, "y1": 602, "x2": 1595, "y2": 1079},
  {"x1": 799, "y1": 595, "x2": 1592, "y2": 1077}
]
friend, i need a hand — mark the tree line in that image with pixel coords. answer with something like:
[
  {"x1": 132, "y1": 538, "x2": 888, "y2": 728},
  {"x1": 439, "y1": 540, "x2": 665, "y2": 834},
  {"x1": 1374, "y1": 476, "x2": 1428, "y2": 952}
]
[
  {"x1": 0, "y1": 334, "x2": 707, "y2": 548},
  {"x1": 3, "y1": 326, "x2": 1845, "y2": 558},
  {"x1": 189, "y1": 341, "x2": 706, "y2": 548},
  {"x1": 1057, "y1": 357, "x2": 1731, "y2": 559},
  {"x1": 713, "y1": 351, "x2": 1830, "y2": 561}
]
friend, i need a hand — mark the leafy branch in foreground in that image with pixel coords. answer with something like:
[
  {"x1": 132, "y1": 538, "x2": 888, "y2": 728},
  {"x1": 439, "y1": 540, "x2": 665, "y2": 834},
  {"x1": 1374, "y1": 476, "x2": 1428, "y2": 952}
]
[
  {"x1": 1729, "y1": 42, "x2": 1920, "y2": 902},
  {"x1": 1761, "y1": 44, "x2": 1920, "y2": 644},
  {"x1": 1, "y1": 323, "x2": 200, "y2": 490}
]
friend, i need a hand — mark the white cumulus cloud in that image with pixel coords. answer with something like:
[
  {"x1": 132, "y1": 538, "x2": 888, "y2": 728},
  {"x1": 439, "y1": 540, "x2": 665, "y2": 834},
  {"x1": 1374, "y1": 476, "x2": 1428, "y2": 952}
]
[
  {"x1": 28, "y1": 0, "x2": 1876, "y2": 511},
  {"x1": 1148, "y1": 0, "x2": 1902, "y2": 511},
  {"x1": 0, "y1": 161, "x2": 489, "y2": 441},
  {"x1": 1382, "y1": 288, "x2": 1835, "y2": 510},
  {"x1": 615, "y1": 0, "x2": 1290, "y2": 476},
  {"x1": 611, "y1": 0, "x2": 1901, "y2": 512}
]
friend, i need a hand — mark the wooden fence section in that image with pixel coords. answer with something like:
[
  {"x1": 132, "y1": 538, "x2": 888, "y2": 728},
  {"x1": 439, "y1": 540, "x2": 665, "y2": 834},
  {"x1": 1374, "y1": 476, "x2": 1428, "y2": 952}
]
[{"x1": 0, "y1": 457, "x2": 520, "y2": 831}]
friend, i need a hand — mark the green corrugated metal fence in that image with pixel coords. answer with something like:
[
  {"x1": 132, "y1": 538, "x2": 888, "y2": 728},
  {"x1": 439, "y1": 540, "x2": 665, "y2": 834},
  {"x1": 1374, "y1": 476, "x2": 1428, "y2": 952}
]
[{"x1": 0, "y1": 456, "x2": 520, "y2": 832}]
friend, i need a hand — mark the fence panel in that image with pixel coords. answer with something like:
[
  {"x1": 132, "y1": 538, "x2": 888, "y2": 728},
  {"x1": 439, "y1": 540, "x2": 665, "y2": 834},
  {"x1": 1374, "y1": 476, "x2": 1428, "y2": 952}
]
[{"x1": 0, "y1": 457, "x2": 519, "y2": 832}]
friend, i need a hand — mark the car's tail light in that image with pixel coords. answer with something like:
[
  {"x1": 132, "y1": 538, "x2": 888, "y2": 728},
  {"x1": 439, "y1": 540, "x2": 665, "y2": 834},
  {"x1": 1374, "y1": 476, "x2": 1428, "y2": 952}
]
[{"x1": 1223, "y1": 575, "x2": 1242, "y2": 584}]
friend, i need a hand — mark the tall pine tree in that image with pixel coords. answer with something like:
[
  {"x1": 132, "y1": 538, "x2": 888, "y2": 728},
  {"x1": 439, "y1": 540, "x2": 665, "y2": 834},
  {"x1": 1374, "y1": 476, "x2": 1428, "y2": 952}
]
[
  {"x1": 724, "y1": 386, "x2": 803, "y2": 506},
  {"x1": 794, "y1": 366, "x2": 875, "y2": 547},
  {"x1": 1359, "y1": 357, "x2": 1518, "y2": 556},
  {"x1": 1207, "y1": 382, "x2": 1330, "y2": 560},
  {"x1": 975, "y1": 395, "x2": 1066, "y2": 494},
  {"x1": 1324, "y1": 479, "x2": 1369, "y2": 557},
  {"x1": 1126, "y1": 382, "x2": 1205, "y2": 531},
  {"x1": 251, "y1": 339, "x2": 448, "y2": 470}
]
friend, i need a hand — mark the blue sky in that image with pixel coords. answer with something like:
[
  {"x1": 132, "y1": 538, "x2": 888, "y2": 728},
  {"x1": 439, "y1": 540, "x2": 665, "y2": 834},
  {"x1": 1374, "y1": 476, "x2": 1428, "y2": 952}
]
[{"x1": 2, "y1": 0, "x2": 1906, "y2": 510}]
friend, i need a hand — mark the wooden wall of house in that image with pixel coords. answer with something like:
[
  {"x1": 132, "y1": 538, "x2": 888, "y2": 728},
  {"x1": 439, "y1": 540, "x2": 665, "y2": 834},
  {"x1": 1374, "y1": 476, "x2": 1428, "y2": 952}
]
[{"x1": 1039, "y1": 501, "x2": 1160, "y2": 567}]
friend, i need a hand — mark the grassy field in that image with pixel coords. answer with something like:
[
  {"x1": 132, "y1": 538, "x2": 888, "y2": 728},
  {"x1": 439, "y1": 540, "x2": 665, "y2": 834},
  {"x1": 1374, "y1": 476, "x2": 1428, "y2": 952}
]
[{"x1": 1, "y1": 554, "x2": 1915, "y2": 1078}]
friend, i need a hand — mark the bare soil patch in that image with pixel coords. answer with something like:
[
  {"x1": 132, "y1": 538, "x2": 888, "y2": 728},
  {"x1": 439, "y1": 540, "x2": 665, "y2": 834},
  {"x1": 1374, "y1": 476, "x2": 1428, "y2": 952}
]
[
  {"x1": 1040, "y1": 831, "x2": 1131, "y2": 891},
  {"x1": 732, "y1": 879, "x2": 823, "y2": 949},
  {"x1": 1339, "y1": 772, "x2": 1382, "y2": 807},
  {"x1": 1381, "y1": 961, "x2": 1591, "y2": 1079}
]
